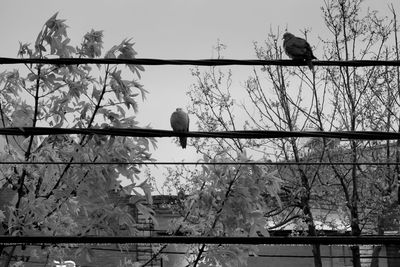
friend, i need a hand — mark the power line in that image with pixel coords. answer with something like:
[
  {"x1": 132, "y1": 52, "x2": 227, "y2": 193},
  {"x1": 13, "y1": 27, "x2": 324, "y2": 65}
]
[
  {"x1": 57, "y1": 247, "x2": 400, "y2": 259},
  {"x1": 2, "y1": 127, "x2": 400, "y2": 140},
  {"x1": 5, "y1": 247, "x2": 400, "y2": 264},
  {"x1": 0, "y1": 161, "x2": 399, "y2": 166},
  {"x1": 1, "y1": 235, "x2": 400, "y2": 245},
  {"x1": 1, "y1": 57, "x2": 400, "y2": 67}
]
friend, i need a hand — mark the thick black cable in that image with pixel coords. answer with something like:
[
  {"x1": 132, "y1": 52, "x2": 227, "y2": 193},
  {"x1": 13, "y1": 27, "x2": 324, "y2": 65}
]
[
  {"x1": 5, "y1": 245, "x2": 400, "y2": 260},
  {"x1": 1, "y1": 236, "x2": 400, "y2": 245},
  {"x1": 1, "y1": 57, "x2": 400, "y2": 67},
  {"x1": 0, "y1": 161, "x2": 399, "y2": 166},
  {"x1": 47, "y1": 247, "x2": 400, "y2": 259},
  {"x1": 2, "y1": 127, "x2": 400, "y2": 140}
]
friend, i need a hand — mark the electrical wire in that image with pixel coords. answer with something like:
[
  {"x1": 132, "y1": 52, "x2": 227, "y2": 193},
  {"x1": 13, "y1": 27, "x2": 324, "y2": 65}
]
[
  {"x1": 1, "y1": 235, "x2": 400, "y2": 245},
  {"x1": 0, "y1": 161, "x2": 398, "y2": 166},
  {"x1": 58, "y1": 247, "x2": 400, "y2": 259},
  {"x1": 1, "y1": 57, "x2": 400, "y2": 67},
  {"x1": 2, "y1": 127, "x2": 400, "y2": 140}
]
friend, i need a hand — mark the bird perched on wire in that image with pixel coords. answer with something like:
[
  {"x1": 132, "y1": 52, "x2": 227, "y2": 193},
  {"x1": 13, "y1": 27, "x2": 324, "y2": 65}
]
[
  {"x1": 170, "y1": 108, "x2": 189, "y2": 149},
  {"x1": 282, "y1": 32, "x2": 317, "y2": 70}
]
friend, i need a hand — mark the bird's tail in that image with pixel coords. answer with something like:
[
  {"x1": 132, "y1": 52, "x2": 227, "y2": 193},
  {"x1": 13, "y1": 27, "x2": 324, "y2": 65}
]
[
  {"x1": 179, "y1": 137, "x2": 187, "y2": 149},
  {"x1": 307, "y1": 60, "x2": 314, "y2": 71}
]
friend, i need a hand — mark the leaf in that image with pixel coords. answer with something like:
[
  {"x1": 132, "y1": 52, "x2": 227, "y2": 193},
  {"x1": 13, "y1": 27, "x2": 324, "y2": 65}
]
[
  {"x1": 80, "y1": 103, "x2": 90, "y2": 120},
  {"x1": 81, "y1": 30, "x2": 104, "y2": 58},
  {"x1": 45, "y1": 12, "x2": 59, "y2": 28},
  {"x1": 116, "y1": 104, "x2": 126, "y2": 117},
  {"x1": 135, "y1": 64, "x2": 145, "y2": 72},
  {"x1": 91, "y1": 86, "x2": 101, "y2": 100},
  {"x1": 105, "y1": 45, "x2": 117, "y2": 58},
  {"x1": 124, "y1": 96, "x2": 138, "y2": 111},
  {"x1": 17, "y1": 42, "x2": 33, "y2": 57}
]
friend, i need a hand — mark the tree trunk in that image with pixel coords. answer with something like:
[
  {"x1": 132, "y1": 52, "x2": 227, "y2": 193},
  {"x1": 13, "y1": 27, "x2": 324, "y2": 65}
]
[
  {"x1": 351, "y1": 245, "x2": 361, "y2": 267},
  {"x1": 302, "y1": 185, "x2": 322, "y2": 267},
  {"x1": 350, "y1": 134, "x2": 361, "y2": 267},
  {"x1": 312, "y1": 245, "x2": 322, "y2": 267},
  {"x1": 350, "y1": 204, "x2": 362, "y2": 267},
  {"x1": 294, "y1": 162, "x2": 322, "y2": 267},
  {"x1": 370, "y1": 246, "x2": 382, "y2": 267},
  {"x1": 309, "y1": 226, "x2": 323, "y2": 267},
  {"x1": 2, "y1": 245, "x2": 16, "y2": 267},
  {"x1": 370, "y1": 215, "x2": 385, "y2": 267}
]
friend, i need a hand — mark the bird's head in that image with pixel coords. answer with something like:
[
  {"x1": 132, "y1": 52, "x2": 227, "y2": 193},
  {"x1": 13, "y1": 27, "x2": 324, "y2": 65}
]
[
  {"x1": 282, "y1": 32, "x2": 294, "y2": 41},
  {"x1": 176, "y1": 108, "x2": 182, "y2": 112}
]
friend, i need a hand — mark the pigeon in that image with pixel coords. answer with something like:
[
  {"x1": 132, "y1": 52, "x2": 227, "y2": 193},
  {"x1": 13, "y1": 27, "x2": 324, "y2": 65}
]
[
  {"x1": 282, "y1": 32, "x2": 317, "y2": 70},
  {"x1": 170, "y1": 108, "x2": 189, "y2": 149}
]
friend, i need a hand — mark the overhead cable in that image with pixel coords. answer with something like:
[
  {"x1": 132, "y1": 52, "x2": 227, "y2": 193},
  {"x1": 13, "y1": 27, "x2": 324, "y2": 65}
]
[
  {"x1": 1, "y1": 57, "x2": 400, "y2": 67},
  {"x1": 2, "y1": 127, "x2": 400, "y2": 140},
  {"x1": 1, "y1": 235, "x2": 400, "y2": 245},
  {"x1": 0, "y1": 161, "x2": 398, "y2": 166}
]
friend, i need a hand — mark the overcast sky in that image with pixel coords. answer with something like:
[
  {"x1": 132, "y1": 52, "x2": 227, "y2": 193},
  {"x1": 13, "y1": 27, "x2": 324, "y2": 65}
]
[{"x1": 1, "y1": 0, "x2": 398, "y2": 189}]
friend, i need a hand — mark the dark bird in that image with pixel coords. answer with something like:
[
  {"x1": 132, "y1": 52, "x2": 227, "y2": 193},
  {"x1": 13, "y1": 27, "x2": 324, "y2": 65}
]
[
  {"x1": 170, "y1": 108, "x2": 189, "y2": 149},
  {"x1": 283, "y1": 32, "x2": 317, "y2": 70}
]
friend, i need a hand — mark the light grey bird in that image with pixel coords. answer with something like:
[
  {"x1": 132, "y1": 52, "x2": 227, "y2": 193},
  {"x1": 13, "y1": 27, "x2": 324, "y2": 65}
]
[
  {"x1": 170, "y1": 108, "x2": 189, "y2": 149},
  {"x1": 282, "y1": 32, "x2": 317, "y2": 70}
]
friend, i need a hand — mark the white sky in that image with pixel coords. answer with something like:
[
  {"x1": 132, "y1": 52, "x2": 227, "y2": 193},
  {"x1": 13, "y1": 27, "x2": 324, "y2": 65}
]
[{"x1": 0, "y1": 0, "x2": 398, "y2": 189}]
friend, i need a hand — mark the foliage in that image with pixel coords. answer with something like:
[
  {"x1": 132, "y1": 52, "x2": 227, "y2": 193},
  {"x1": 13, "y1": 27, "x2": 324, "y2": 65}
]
[
  {"x1": 164, "y1": 151, "x2": 281, "y2": 266},
  {"x1": 0, "y1": 13, "x2": 155, "y2": 265}
]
